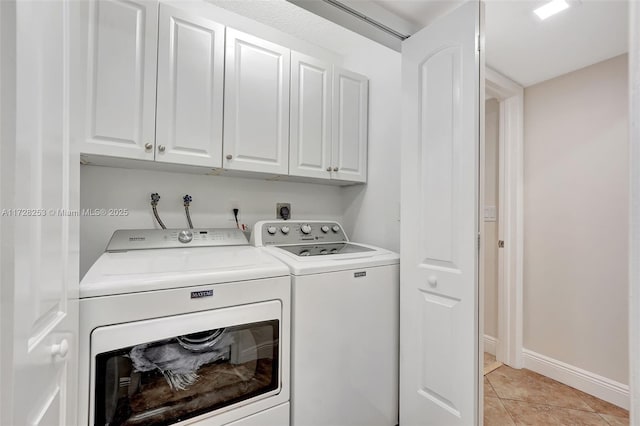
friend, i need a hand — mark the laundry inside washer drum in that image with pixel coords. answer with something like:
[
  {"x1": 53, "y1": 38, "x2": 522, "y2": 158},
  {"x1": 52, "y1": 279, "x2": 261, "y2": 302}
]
[{"x1": 129, "y1": 330, "x2": 233, "y2": 391}]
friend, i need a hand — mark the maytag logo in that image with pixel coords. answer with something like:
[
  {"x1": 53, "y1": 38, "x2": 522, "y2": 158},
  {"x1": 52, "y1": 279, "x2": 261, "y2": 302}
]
[
  {"x1": 129, "y1": 236, "x2": 145, "y2": 241},
  {"x1": 354, "y1": 271, "x2": 366, "y2": 278},
  {"x1": 191, "y1": 289, "x2": 213, "y2": 299}
]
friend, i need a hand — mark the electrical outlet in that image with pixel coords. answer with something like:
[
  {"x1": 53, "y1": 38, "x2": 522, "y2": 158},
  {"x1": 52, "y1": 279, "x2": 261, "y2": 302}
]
[{"x1": 276, "y1": 203, "x2": 291, "y2": 220}]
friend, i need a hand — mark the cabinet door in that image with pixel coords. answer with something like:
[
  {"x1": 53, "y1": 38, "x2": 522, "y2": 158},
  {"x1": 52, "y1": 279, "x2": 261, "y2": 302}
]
[
  {"x1": 289, "y1": 52, "x2": 332, "y2": 179},
  {"x1": 79, "y1": 0, "x2": 158, "y2": 159},
  {"x1": 224, "y1": 29, "x2": 290, "y2": 174},
  {"x1": 332, "y1": 67, "x2": 369, "y2": 183},
  {"x1": 155, "y1": 4, "x2": 224, "y2": 167}
]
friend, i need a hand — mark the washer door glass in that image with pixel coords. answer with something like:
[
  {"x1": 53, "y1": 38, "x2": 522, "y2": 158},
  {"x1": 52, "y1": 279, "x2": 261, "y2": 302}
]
[{"x1": 94, "y1": 319, "x2": 279, "y2": 426}]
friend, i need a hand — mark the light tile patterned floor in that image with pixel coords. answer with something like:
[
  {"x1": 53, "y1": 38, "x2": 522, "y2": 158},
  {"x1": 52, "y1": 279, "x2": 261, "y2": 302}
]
[{"x1": 483, "y1": 353, "x2": 629, "y2": 425}]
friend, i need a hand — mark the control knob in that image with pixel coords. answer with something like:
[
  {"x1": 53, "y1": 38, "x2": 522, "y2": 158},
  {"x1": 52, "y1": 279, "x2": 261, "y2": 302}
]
[
  {"x1": 332, "y1": 225, "x2": 340, "y2": 233},
  {"x1": 301, "y1": 224, "x2": 312, "y2": 234},
  {"x1": 320, "y1": 249, "x2": 328, "y2": 255},
  {"x1": 299, "y1": 250, "x2": 310, "y2": 256},
  {"x1": 281, "y1": 226, "x2": 290, "y2": 234},
  {"x1": 321, "y1": 225, "x2": 330, "y2": 233},
  {"x1": 178, "y1": 230, "x2": 193, "y2": 243},
  {"x1": 267, "y1": 226, "x2": 277, "y2": 235}
]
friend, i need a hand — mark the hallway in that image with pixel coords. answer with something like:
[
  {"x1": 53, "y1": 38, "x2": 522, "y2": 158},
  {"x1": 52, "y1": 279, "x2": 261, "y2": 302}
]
[{"x1": 484, "y1": 355, "x2": 629, "y2": 425}]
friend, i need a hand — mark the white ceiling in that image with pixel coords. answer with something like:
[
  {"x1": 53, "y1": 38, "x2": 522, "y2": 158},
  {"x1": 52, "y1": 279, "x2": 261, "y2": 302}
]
[
  {"x1": 209, "y1": 0, "x2": 380, "y2": 56},
  {"x1": 372, "y1": 0, "x2": 629, "y2": 87},
  {"x1": 211, "y1": 0, "x2": 628, "y2": 87}
]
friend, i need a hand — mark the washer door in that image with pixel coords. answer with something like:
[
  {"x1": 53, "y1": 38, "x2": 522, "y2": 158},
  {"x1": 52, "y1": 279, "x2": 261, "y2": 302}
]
[{"x1": 90, "y1": 301, "x2": 281, "y2": 426}]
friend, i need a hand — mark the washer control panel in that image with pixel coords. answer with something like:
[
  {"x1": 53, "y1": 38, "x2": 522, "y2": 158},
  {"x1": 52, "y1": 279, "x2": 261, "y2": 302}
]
[
  {"x1": 106, "y1": 228, "x2": 248, "y2": 251},
  {"x1": 258, "y1": 221, "x2": 347, "y2": 246}
]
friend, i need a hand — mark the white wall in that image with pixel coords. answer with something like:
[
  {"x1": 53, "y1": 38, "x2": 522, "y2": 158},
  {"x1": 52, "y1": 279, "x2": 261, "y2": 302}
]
[
  {"x1": 484, "y1": 98, "x2": 499, "y2": 339},
  {"x1": 523, "y1": 54, "x2": 628, "y2": 384},
  {"x1": 341, "y1": 45, "x2": 401, "y2": 253},
  {"x1": 80, "y1": 166, "x2": 344, "y2": 277}
]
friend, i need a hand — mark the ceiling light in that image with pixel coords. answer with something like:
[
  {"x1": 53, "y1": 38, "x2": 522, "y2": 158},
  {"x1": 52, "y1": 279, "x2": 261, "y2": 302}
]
[{"x1": 534, "y1": 0, "x2": 569, "y2": 20}]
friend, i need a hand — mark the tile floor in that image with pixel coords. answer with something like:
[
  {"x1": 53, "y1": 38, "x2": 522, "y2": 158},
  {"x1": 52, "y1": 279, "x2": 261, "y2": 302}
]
[{"x1": 483, "y1": 353, "x2": 629, "y2": 425}]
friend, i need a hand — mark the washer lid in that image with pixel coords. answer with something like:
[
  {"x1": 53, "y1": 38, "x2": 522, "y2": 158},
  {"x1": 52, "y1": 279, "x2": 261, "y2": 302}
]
[
  {"x1": 80, "y1": 246, "x2": 289, "y2": 298},
  {"x1": 262, "y1": 243, "x2": 399, "y2": 276}
]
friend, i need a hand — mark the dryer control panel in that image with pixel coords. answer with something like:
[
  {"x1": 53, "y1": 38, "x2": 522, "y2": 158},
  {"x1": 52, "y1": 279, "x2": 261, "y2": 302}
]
[
  {"x1": 254, "y1": 220, "x2": 347, "y2": 246},
  {"x1": 106, "y1": 228, "x2": 248, "y2": 251}
]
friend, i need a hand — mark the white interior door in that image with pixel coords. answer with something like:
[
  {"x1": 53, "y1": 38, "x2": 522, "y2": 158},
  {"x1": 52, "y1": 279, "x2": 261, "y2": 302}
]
[
  {"x1": 400, "y1": 2, "x2": 482, "y2": 425},
  {"x1": 0, "y1": 0, "x2": 79, "y2": 424},
  {"x1": 155, "y1": 3, "x2": 225, "y2": 167}
]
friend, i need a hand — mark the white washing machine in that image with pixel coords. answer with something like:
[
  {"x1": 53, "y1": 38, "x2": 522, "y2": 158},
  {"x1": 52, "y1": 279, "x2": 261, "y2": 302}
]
[
  {"x1": 251, "y1": 220, "x2": 399, "y2": 426},
  {"x1": 79, "y1": 228, "x2": 291, "y2": 426}
]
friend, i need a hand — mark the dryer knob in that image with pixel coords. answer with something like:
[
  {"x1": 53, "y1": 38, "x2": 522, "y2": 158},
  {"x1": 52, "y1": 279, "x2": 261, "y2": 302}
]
[
  {"x1": 281, "y1": 226, "x2": 290, "y2": 234},
  {"x1": 267, "y1": 226, "x2": 277, "y2": 235},
  {"x1": 301, "y1": 224, "x2": 312, "y2": 234},
  {"x1": 321, "y1": 225, "x2": 330, "y2": 233},
  {"x1": 332, "y1": 225, "x2": 340, "y2": 233},
  {"x1": 178, "y1": 230, "x2": 193, "y2": 243}
]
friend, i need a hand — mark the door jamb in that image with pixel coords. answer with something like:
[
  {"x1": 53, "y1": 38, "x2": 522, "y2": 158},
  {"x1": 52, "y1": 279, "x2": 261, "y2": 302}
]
[
  {"x1": 628, "y1": 1, "x2": 639, "y2": 422},
  {"x1": 485, "y1": 67, "x2": 524, "y2": 369}
]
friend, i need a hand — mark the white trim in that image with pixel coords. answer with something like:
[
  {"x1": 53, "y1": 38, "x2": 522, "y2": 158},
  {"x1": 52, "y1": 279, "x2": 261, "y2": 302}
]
[
  {"x1": 483, "y1": 335, "x2": 497, "y2": 356},
  {"x1": 629, "y1": 1, "x2": 640, "y2": 423},
  {"x1": 523, "y1": 349, "x2": 629, "y2": 410},
  {"x1": 484, "y1": 67, "x2": 524, "y2": 369}
]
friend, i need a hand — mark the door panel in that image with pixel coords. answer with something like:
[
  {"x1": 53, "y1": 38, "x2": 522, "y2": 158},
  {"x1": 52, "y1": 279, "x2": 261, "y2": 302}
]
[
  {"x1": 289, "y1": 52, "x2": 332, "y2": 179},
  {"x1": 5, "y1": 0, "x2": 79, "y2": 425},
  {"x1": 80, "y1": 0, "x2": 157, "y2": 160},
  {"x1": 420, "y1": 46, "x2": 462, "y2": 268},
  {"x1": 156, "y1": 4, "x2": 224, "y2": 167},
  {"x1": 332, "y1": 67, "x2": 368, "y2": 182},
  {"x1": 400, "y1": 2, "x2": 482, "y2": 425},
  {"x1": 224, "y1": 29, "x2": 290, "y2": 174}
]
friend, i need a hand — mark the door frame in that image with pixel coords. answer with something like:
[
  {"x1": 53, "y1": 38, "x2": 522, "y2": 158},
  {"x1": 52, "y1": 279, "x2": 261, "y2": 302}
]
[
  {"x1": 629, "y1": 1, "x2": 639, "y2": 422},
  {"x1": 484, "y1": 67, "x2": 524, "y2": 369}
]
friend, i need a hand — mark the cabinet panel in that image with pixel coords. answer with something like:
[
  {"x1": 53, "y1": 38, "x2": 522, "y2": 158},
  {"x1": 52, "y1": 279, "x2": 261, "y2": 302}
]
[
  {"x1": 289, "y1": 52, "x2": 332, "y2": 179},
  {"x1": 224, "y1": 29, "x2": 290, "y2": 174},
  {"x1": 80, "y1": 0, "x2": 158, "y2": 159},
  {"x1": 332, "y1": 67, "x2": 368, "y2": 183},
  {"x1": 156, "y1": 4, "x2": 224, "y2": 167}
]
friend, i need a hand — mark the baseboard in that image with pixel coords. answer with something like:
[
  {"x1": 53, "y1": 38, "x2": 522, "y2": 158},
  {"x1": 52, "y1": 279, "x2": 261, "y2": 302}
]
[
  {"x1": 484, "y1": 335, "x2": 497, "y2": 356},
  {"x1": 522, "y1": 349, "x2": 629, "y2": 410}
]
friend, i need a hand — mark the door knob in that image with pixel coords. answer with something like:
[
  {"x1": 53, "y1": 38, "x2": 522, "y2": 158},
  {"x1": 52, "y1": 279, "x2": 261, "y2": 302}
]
[
  {"x1": 158, "y1": 145, "x2": 166, "y2": 153},
  {"x1": 333, "y1": 167, "x2": 339, "y2": 172},
  {"x1": 51, "y1": 339, "x2": 69, "y2": 358},
  {"x1": 427, "y1": 276, "x2": 438, "y2": 287},
  {"x1": 326, "y1": 167, "x2": 332, "y2": 172},
  {"x1": 144, "y1": 143, "x2": 153, "y2": 151},
  {"x1": 226, "y1": 154, "x2": 233, "y2": 160}
]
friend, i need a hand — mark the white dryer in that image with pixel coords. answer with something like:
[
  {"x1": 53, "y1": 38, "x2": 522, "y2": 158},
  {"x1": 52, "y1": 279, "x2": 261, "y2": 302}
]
[
  {"x1": 251, "y1": 220, "x2": 399, "y2": 426},
  {"x1": 79, "y1": 228, "x2": 290, "y2": 426}
]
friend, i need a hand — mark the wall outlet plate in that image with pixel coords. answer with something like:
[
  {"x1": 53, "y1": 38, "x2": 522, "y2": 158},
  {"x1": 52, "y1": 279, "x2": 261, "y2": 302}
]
[{"x1": 276, "y1": 203, "x2": 291, "y2": 220}]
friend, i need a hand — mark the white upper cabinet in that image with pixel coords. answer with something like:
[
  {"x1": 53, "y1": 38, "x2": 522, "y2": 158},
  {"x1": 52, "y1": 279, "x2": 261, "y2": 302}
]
[
  {"x1": 155, "y1": 4, "x2": 225, "y2": 167},
  {"x1": 75, "y1": 2, "x2": 369, "y2": 184},
  {"x1": 332, "y1": 67, "x2": 369, "y2": 183},
  {"x1": 224, "y1": 29, "x2": 290, "y2": 175},
  {"x1": 80, "y1": 0, "x2": 158, "y2": 160},
  {"x1": 289, "y1": 52, "x2": 333, "y2": 179}
]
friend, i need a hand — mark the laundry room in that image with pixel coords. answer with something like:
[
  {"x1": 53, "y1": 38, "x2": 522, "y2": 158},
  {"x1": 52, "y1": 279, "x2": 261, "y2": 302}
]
[
  {"x1": 74, "y1": 1, "x2": 404, "y2": 424},
  {"x1": 78, "y1": 0, "x2": 402, "y2": 279},
  {"x1": 1, "y1": 0, "x2": 640, "y2": 425}
]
